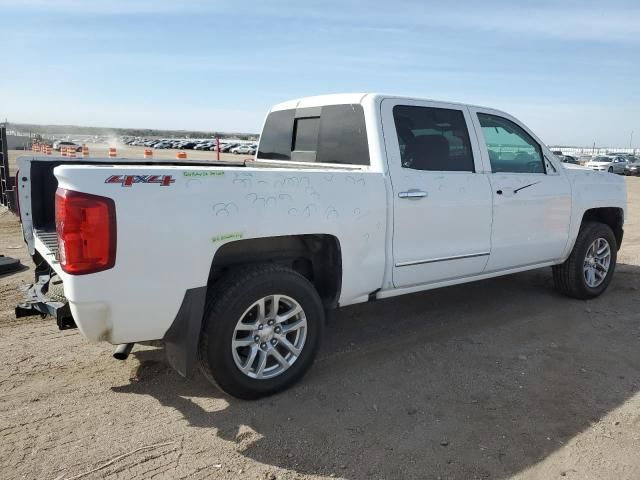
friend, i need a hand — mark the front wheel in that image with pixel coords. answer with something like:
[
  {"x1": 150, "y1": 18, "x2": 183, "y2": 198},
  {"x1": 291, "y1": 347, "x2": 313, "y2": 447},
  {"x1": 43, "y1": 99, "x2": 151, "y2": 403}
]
[
  {"x1": 553, "y1": 222, "x2": 617, "y2": 299},
  {"x1": 608, "y1": 167, "x2": 614, "y2": 173},
  {"x1": 199, "y1": 264, "x2": 324, "y2": 399}
]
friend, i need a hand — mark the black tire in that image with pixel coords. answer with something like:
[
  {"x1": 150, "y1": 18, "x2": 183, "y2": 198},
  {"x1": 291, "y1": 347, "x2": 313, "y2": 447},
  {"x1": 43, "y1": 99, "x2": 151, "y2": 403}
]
[
  {"x1": 552, "y1": 222, "x2": 617, "y2": 299},
  {"x1": 608, "y1": 167, "x2": 613, "y2": 173},
  {"x1": 199, "y1": 264, "x2": 324, "y2": 399}
]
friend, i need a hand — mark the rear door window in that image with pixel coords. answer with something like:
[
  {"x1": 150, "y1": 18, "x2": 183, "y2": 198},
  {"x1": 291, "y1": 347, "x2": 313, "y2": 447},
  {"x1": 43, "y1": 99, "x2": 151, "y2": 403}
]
[{"x1": 392, "y1": 105, "x2": 475, "y2": 172}]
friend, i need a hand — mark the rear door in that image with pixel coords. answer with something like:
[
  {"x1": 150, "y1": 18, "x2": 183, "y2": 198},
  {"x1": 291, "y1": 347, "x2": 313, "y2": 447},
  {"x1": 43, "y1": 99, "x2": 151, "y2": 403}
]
[
  {"x1": 381, "y1": 99, "x2": 493, "y2": 288},
  {"x1": 468, "y1": 107, "x2": 572, "y2": 271}
]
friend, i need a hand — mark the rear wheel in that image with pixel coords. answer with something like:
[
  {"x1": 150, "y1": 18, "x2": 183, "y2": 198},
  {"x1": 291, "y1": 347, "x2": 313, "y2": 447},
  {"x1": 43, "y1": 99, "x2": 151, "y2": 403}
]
[
  {"x1": 553, "y1": 222, "x2": 617, "y2": 299},
  {"x1": 199, "y1": 264, "x2": 324, "y2": 399},
  {"x1": 608, "y1": 166, "x2": 614, "y2": 173}
]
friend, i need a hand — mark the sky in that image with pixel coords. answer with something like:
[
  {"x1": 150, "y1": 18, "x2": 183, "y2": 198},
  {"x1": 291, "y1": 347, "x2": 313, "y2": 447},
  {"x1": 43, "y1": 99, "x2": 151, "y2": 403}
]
[{"x1": 1, "y1": 0, "x2": 639, "y2": 146}]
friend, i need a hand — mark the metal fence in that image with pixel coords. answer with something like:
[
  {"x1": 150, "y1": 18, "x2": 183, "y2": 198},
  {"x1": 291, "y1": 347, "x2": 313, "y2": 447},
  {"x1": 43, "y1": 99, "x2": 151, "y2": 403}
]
[{"x1": 549, "y1": 146, "x2": 639, "y2": 157}]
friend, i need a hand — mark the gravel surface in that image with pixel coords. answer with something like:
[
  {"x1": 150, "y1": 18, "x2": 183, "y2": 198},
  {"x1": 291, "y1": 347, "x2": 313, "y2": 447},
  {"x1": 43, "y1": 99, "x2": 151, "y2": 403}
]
[{"x1": 0, "y1": 177, "x2": 639, "y2": 480}]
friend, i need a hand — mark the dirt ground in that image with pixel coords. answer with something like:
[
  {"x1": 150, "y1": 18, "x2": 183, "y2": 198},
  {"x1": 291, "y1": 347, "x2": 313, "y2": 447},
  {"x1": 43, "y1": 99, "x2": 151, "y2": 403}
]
[{"x1": 0, "y1": 176, "x2": 639, "y2": 480}]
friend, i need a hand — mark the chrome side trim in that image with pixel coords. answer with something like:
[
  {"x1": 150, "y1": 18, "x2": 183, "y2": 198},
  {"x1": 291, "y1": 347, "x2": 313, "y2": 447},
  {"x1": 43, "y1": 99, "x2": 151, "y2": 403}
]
[{"x1": 395, "y1": 252, "x2": 490, "y2": 267}]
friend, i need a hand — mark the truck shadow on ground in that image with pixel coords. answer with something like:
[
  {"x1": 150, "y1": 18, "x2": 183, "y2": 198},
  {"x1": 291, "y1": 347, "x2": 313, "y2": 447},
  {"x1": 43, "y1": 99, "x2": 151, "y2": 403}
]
[{"x1": 113, "y1": 265, "x2": 640, "y2": 479}]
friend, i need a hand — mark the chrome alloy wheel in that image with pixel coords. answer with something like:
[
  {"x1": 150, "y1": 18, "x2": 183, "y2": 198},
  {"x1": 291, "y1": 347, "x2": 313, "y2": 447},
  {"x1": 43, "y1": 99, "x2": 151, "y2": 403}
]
[
  {"x1": 583, "y1": 238, "x2": 611, "y2": 288},
  {"x1": 231, "y1": 295, "x2": 307, "y2": 379}
]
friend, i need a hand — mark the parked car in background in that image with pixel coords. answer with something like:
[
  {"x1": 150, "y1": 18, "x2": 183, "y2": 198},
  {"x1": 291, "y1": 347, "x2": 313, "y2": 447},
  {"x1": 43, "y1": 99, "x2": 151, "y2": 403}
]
[
  {"x1": 53, "y1": 141, "x2": 82, "y2": 152},
  {"x1": 220, "y1": 143, "x2": 239, "y2": 152},
  {"x1": 561, "y1": 155, "x2": 579, "y2": 165},
  {"x1": 577, "y1": 155, "x2": 592, "y2": 165},
  {"x1": 585, "y1": 155, "x2": 628, "y2": 174},
  {"x1": 194, "y1": 142, "x2": 213, "y2": 150},
  {"x1": 624, "y1": 158, "x2": 640, "y2": 176},
  {"x1": 556, "y1": 155, "x2": 580, "y2": 165},
  {"x1": 153, "y1": 142, "x2": 172, "y2": 149},
  {"x1": 231, "y1": 144, "x2": 257, "y2": 155}
]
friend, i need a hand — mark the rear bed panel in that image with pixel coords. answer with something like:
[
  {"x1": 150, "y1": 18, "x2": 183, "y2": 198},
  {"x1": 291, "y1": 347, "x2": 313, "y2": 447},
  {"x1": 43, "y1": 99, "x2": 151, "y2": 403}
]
[{"x1": 54, "y1": 163, "x2": 387, "y2": 344}]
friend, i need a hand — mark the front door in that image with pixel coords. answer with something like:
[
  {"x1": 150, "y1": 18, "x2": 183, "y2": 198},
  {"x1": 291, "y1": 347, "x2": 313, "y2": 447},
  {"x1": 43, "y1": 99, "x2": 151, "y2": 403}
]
[
  {"x1": 468, "y1": 107, "x2": 572, "y2": 272},
  {"x1": 381, "y1": 99, "x2": 493, "y2": 288}
]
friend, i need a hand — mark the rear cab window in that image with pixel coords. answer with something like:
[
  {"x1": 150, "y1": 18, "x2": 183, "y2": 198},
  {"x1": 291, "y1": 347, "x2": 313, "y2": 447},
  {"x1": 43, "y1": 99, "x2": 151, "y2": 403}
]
[{"x1": 258, "y1": 104, "x2": 370, "y2": 166}]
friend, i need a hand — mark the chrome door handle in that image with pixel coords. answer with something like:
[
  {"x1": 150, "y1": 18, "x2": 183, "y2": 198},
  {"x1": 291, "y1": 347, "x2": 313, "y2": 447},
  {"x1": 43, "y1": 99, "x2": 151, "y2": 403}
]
[{"x1": 398, "y1": 189, "x2": 428, "y2": 199}]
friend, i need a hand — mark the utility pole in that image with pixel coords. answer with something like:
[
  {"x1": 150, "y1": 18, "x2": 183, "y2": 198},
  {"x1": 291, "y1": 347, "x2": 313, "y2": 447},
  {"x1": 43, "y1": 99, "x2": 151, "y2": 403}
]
[{"x1": 630, "y1": 131, "x2": 634, "y2": 150}]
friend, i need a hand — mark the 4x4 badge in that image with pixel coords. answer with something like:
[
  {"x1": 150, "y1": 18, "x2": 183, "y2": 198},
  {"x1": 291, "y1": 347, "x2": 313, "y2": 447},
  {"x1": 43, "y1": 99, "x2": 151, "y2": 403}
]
[{"x1": 105, "y1": 175, "x2": 175, "y2": 187}]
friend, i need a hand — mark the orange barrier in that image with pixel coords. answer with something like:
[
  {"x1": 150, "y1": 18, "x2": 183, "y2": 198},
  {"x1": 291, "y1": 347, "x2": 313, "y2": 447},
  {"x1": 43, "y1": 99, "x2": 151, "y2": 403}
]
[
  {"x1": 68, "y1": 146, "x2": 77, "y2": 158},
  {"x1": 45, "y1": 145, "x2": 52, "y2": 155},
  {"x1": 61, "y1": 146, "x2": 68, "y2": 157},
  {"x1": 143, "y1": 148, "x2": 153, "y2": 158},
  {"x1": 82, "y1": 144, "x2": 89, "y2": 157},
  {"x1": 108, "y1": 147, "x2": 117, "y2": 158},
  {"x1": 176, "y1": 151, "x2": 187, "y2": 159}
]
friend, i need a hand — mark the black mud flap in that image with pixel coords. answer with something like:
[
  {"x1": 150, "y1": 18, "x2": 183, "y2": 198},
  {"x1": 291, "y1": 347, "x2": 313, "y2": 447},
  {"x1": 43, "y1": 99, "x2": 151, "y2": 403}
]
[
  {"x1": 163, "y1": 287, "x2": 207, "y2": 377},
  {"x1": 15, "y1": 273, "x2": 76, "y2": 330}
]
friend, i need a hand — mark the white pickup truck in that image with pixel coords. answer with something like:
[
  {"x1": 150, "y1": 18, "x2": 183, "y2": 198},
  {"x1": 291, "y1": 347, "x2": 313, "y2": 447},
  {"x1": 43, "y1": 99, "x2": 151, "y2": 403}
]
[{"x1": 16, "y1": 93, "x2": 626, "y2": 399}]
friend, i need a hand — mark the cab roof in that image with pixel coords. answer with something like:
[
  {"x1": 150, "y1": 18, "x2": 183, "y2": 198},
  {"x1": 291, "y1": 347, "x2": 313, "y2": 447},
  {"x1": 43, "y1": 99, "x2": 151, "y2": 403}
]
[{"x1": 270, "y1": 93, "x2": 492, "y2": 112}]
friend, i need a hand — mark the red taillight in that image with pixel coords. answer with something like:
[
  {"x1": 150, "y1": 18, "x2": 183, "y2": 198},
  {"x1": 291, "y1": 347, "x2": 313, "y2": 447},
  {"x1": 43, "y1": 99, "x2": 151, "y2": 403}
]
[{"x1": 55, "y1": 188, "x2": 116, "y2": 275}]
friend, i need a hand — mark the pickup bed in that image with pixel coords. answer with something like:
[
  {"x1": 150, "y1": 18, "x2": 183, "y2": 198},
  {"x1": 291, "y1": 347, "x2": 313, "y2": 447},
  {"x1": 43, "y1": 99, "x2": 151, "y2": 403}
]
[{"x1": 16, "y1": 93, "x2": 626, "y2": 399}]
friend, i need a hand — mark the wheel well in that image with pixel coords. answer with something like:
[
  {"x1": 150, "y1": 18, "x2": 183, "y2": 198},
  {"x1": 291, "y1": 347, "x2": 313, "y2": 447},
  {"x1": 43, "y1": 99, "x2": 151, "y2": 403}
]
[
  {"x1": 207, "y1": 235, "x2": 342, "y2": 308},
  {"x1": 581, "y1": 208, "x2": 624, "y2": 249}
]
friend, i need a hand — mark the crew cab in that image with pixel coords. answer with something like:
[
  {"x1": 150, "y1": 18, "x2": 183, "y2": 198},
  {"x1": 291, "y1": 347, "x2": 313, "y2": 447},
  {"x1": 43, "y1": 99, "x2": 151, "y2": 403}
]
[{"x1": 15, "y1": 93, "x2": 626, "y2": 399}]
